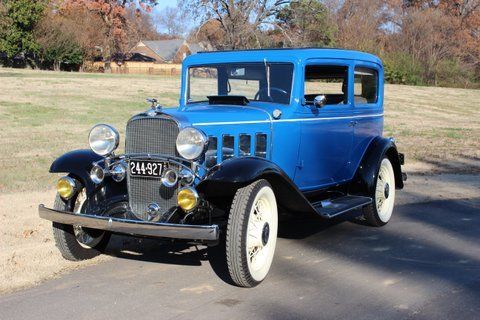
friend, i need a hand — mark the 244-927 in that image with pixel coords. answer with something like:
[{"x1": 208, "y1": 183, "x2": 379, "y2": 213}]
[{"x1": 129, "y1": 160, "x2": 164, "y2": 177}]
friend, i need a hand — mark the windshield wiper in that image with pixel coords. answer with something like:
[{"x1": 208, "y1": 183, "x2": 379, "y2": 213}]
[{"x1": 264, "y1": 58, "x2": 271, "y2": 98}]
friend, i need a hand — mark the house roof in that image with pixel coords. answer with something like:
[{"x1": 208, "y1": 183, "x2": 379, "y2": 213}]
[
  {"x1": 126, "y1": 52, "x2": 156, "y2": 62},
  {"x1": 141, "y1": 39, "x2": 186, "y2": 61}
]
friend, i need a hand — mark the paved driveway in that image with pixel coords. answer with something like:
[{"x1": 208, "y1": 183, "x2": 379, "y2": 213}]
[{"x1": 0, "y1": 175, "x2": 479, "y2": 320}]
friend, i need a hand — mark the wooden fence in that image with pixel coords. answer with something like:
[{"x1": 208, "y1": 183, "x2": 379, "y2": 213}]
[{"x1": 90, "y1": 61, "x2": 182, "y2": 76}]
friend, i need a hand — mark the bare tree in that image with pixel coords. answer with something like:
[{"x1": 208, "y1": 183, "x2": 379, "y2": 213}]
[
  {"x1": 126, "y1": 7, "x2": 170, "y2": 49},
  {"x1": 180, "y1": 0, "x2": 290, "y2": 49},
  {"x1": 190, "y1": 19, "x2": 226, "y2": 48},
  {"x1": 157, "y1": 6, "x2": 187, "y2": 37}
]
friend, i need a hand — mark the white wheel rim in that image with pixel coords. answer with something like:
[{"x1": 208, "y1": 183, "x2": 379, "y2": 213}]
[
  {"x1": 73, "y1": 189, "x2": 104, "y2": 249},
  {"x1": 375, "y1": 159, "x2": 396, "y2": 223},
  {"x1": 246, "y1": 186, "x2": 278, "y2": 282}
]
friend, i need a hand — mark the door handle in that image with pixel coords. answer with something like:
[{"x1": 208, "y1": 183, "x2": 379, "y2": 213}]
[{"x1": 349, "y1": 120, "x2": 358, "y2": 127}]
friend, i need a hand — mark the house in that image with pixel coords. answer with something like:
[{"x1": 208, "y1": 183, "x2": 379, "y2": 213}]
[{"x1": 128, "y1": 39, "x2": 207, "y2": 64}]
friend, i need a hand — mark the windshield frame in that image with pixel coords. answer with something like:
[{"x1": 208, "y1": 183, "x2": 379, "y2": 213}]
[{"x1": 184, "y1": 61, "x2": 295, "y2": 106}]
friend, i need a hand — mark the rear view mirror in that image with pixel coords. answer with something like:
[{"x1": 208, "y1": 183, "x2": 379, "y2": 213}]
[
  {"x1": 314, "y1": 95, "x2": 327, "y2": 108},
  {"x1": 230, "y1": 67, "x2": 245, "y2": 77}
]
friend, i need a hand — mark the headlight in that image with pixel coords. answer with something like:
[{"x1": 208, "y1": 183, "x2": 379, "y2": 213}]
[
  {"x1": 176, "y1": 127, "x2": 207, "y2": 160},
  {"x1": 88, "y1": 124, "x2": 119, "y2": 156}
]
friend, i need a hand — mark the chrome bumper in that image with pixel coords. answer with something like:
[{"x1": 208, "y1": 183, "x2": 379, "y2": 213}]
[{"x1": 38, "y1": 205, "x2": 219, "y2": 241}]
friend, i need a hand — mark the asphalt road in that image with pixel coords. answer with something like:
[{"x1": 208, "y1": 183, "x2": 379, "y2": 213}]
[{"x1": 1, "y1": 175, "x2": 479, "y2": 320}]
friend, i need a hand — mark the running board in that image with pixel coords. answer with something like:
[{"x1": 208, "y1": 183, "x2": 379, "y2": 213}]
[{"x1": 312, "y1": 195, "x2": 372, "y2": 219}]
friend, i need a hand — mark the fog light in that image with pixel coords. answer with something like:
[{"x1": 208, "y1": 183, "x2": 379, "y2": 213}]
[
  {"x1": 177, "y1": 187, "x2": 199, "y2": 212},
  {"x1": 90, "y1": 165, "x2": 104, "y2": 184},
  {"x1": 162, "y1": 168, "x2": 178, "y2": 188},
  {"x1": 57, "y1": 176, "x2": 76, "y2": 200},
  {"x1": 111, "y1": 163, "x2": 126, "y2": 182}
]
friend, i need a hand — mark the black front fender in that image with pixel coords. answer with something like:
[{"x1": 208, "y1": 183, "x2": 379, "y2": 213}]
[
  {"x1": 349, "y1": 137, "x2": 405, "y2": 196},
  {"x1": 197, "y1": 157, "x2": 314, "y2": 214},
  {"x1": 50, "y1": 149, "x2": 127, "y2": 213},
  {"x1": 50, "y1": 149, "x2": 103, "y2": 191}
]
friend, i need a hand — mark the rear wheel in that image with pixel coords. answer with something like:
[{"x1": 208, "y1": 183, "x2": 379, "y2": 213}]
[
  {"x1": 363, "y1": 157, "x2": 396, "y2": 227},
  {"x1": 226, "y1": 179, "x2": 278, "y2": 287},
  {"x1": 52, "y1": 188, "x2": 110, "y2": 261}
]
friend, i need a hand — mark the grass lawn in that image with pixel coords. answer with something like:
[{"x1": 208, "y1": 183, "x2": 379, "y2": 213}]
[{"x1": 1, "y1": 67, "x2": 479, "y2": 193}]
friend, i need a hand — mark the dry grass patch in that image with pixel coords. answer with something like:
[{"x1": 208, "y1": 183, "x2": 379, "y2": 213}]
[
  {"x1": 384, "y1": 85, "x2": 480, "y2": 173},
  {"x1": 0, "y1": 191, "x2": 110, "y2": 294}
]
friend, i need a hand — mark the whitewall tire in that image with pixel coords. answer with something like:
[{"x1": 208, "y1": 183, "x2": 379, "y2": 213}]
[
  {"x1": 226, "y1": 179, "x2": 278, "y2": 287},
  {"x1": 363, "y1": 157, "x2": 396, "y2": 227}
]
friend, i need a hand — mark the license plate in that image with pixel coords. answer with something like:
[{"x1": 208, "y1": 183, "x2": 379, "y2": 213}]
[{"x1": 129, "y1": 160, "x2": 165, "y2": 178}]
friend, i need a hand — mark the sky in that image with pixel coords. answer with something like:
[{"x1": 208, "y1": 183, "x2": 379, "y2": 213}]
[{"x1": 154, "y1": 0, "x2": 178, "y2": 10}]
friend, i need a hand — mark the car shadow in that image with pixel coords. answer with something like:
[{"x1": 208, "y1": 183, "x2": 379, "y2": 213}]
[
  {"x1": 100, "y1": 196, "x2": 480, "y2": 291},
  {"x1": 104, "y1": 236, "x2": 208, "y2": 266}
]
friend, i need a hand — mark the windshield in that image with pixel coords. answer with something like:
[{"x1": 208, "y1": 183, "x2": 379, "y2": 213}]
[{"x1": 187, "y1": 62, "x2": 294, "y2": 105}]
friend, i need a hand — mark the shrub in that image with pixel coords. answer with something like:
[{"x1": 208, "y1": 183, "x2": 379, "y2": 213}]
[{"x1": 383, "y1": 52, "x2": 425, "y2": 86}]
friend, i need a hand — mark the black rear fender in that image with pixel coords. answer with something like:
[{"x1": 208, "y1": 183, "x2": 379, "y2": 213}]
[
  {"x1": 349, "y1": 137, "x2": 405, "y2": 196},
  {"x1": 197, "y1": 157, "x2": 314, "y2": 214}
]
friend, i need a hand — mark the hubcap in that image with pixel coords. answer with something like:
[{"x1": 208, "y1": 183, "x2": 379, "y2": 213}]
[
  {"x1": 261, "y1": 222, "x2": 270, "y2": 246},
  {"x1": 384, "y1": 183, "x2": 390, "y2": 199}
]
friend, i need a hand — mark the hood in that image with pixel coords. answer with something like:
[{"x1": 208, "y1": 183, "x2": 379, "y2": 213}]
[{"x1": 162, "y1": 104, "x2": 272, "y2": 128}]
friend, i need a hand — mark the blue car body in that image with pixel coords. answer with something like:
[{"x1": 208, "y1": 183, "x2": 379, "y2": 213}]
[{"x1": 164, "y1": 48, "x2": 384, "y2": 191}]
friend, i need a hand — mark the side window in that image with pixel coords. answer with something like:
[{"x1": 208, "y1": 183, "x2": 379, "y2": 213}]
[
  {"x1": 304, "y1": 65, "x2": 348, "y2": 105},
  {"x1": 354, "y1": 67, "x2": 378, "y2": 104}
]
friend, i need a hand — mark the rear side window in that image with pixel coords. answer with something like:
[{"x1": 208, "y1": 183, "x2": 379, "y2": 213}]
[{"x1": 354, "y1": 67, "x2": 378, "y2": 104}]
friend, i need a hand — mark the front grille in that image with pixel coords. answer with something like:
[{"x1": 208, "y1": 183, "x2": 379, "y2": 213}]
[
  {"x1": 126, "y1": 117, "x2": 178, "y2": 155},
  {"x1": 126, "y1": 116, "x2": 179, "y2": 220}
]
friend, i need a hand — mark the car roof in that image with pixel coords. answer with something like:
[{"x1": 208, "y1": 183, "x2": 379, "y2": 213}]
[{"x1": 184, "y1": 47, "x2": 382, "y2": 66}]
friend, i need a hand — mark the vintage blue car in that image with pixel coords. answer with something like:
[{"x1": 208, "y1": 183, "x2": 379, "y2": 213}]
[{"x1": 39, "y1": 48, "x2": 405, "y2": 287}]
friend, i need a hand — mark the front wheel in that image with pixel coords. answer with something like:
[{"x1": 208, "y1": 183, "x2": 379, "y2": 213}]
[
  {"x1": 226, "y1": 179, "x2": 278, "y2": 287},
  {"x1": 362, "y1": 157, "x2": 396, "y2": 227},
  {"x1": 52, "y1": 188, "x2": 110, "y2": 261}
]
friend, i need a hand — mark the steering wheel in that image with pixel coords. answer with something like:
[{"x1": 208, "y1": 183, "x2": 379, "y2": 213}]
[{"x1": 254, "y1": 87, "x2": 289, "y2": 102}]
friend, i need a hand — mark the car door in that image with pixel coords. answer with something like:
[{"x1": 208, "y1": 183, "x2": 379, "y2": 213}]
[
  {"x1": 294, "y1": 61, "x2": 355, "y2": 191},
  {"x1": 350, "y1": 62, "x2": 383, "y2": 173}
]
